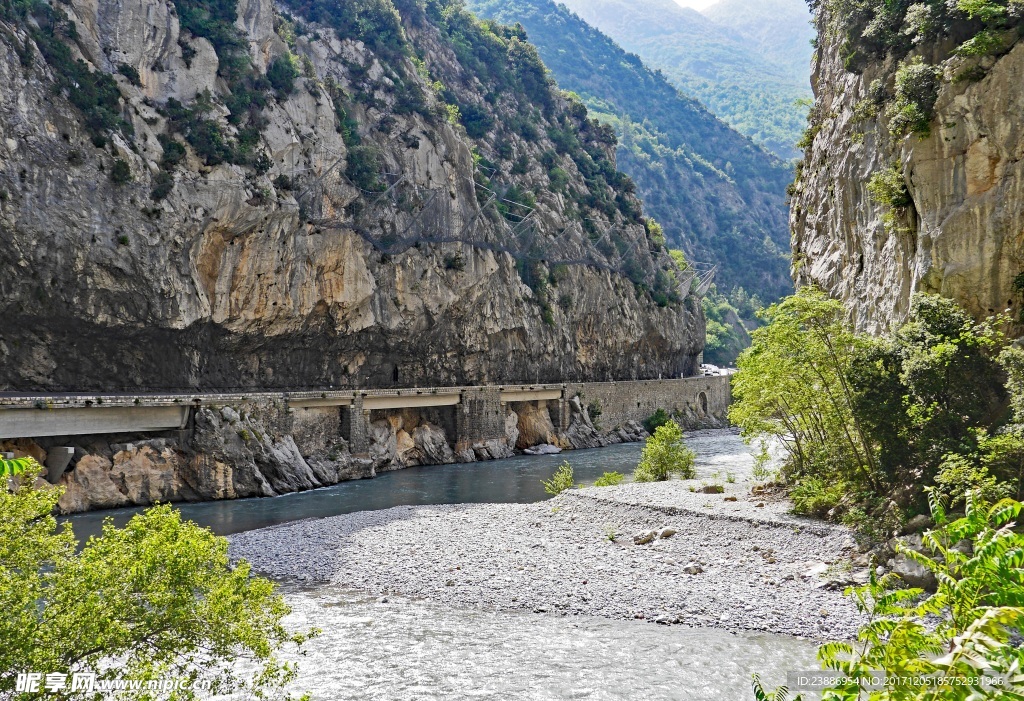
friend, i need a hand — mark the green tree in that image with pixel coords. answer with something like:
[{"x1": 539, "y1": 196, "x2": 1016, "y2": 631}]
[
  {"x1": 730, "y1": 286, "x2": 878, "y2": 490},
  {"x1": 0, "y1": 466, "x2": 314, "y2": 699},
  {"x1": 541, "y1": 461, "x2": 576, "y2": 494},
  {"x1": 634, "y1": 420, "x2": 696, "y2": 481},
  {"x1": 849, "y1": 295, "x2": 1007, "y2": 497},
  {"x1": 267, "y1": 54, "x2": 300, "y2": 98}
]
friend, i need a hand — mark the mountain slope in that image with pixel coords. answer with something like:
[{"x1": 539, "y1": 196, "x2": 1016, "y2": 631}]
[
  {"x1": 700, "y1": 0, "x2": 814, "y2": 85},
  {"x1": 559, "y1": 0, "x2": 811, "y2": 159},
  {"x1": 469, "y1": 0, "x2": 793, "y2": 302},
  {"x1": 0, "y1": 0, "x2": 702, "y2": 391}
]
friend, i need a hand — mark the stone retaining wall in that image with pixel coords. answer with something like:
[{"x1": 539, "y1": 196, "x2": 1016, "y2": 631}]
[{"x1": 565, "y1": 375, "x2": 731, "y2": 431}]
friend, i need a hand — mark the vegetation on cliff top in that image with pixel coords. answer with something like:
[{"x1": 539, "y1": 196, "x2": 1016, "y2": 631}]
[{"x1": 806, "y1": 0, "x2": 1024, "y2": 149}]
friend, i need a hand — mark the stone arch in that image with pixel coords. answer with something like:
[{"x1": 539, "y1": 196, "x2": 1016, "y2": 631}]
[{"x1": 697, "y1": 391, "x2": 709, "y2": 417}]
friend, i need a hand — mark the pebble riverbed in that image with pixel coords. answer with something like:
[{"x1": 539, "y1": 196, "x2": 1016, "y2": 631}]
[{"x1": 230, "y1": 431, "x2": 869, "y2": 640}]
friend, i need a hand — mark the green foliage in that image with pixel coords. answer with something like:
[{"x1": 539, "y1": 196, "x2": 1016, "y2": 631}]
[
  {"x1": 867, "y1": 163, "x2": 911, "y2": 208},
  {"x1": 935, "y1": 452, "x2": 1010, "y2": 507},
  {"x1": 643, "y1": 408, "x2": 670, "y2": 434},
  {"x1": 755, "y1": 492, "x2": 1024, "y2": 700},
  {"x1": 732, "y1": 288, "x2": 1013, "y2": 531},
  {"x1": 635, "y1": 421, "x2": 696, "y2": 482},
  {"x1": 790, "y1": 475, "x2": 848, "y2": 517},
  {"x1": 541, "y1": 461, "x2": 576, "y2": 495},
  {"x1": 731, "y1": 286, "x2": 877, "y2": 493},
  {"x1": 0, "y1": 471, "x2": 315, "y2": 699},
  {"x1": 887, "y1": 58, "x2": 942, "y2": 137},
  {"x1": 150, "y1": 171, "x2": 174, "y2": 201},
  {"x1": 345, "y1": 143, "x2": 385, "y2": 191},
  {"x1": 110, "y1": 158, "x2": 132, "y2": 184},
  {"x1": 593, "y1": 471, "x2": 625, "y2": 487},
  {"x1": 868, "y1": 163, "x2": 912, "y2": 232},
  {"x1": 267, "y1": 54, "x2": 300, "y2": 98},
  {"x1": 0, "y1": 455, "x2": 38, "y2": 479},
  {"x1": 117, "y1": 62, "x2": 141, "y2": 86}
]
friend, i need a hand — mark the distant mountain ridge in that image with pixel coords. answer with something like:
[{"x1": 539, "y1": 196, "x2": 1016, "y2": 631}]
[
  {"x1": 469, "y1": 0, "x2": 793, "y2": 302},
  {"x1": 701, "y1": 0, "x2": 815, "y2": 85},
  {"x1": 560, "y1": 0, "x2": 812, "y2": 160}
]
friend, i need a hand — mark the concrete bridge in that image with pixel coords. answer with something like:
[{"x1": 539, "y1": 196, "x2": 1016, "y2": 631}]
[
  {"x1": 0, "y1": 376, "x2": 732, "y2": 508},
  {"x1": 0, "y1": 376, "x2": 731, "y2": 449}
]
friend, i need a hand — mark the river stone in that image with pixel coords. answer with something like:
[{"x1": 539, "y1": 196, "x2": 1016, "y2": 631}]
[
  {"x1": 901, "y1": 514, "x2": 933, "y2": 535},
  {"x1": 633, "y1": 530, "x2": 658, "y2": 545},
  {"x1": 892, "y1": 553, "x2": 936, "y2": 590},
  {"x1": 697, "y1": 484, "x2": 724, "y2": 494},
  {"x1": 523, "y1": 444, "x2": 561, "y2": 455}
]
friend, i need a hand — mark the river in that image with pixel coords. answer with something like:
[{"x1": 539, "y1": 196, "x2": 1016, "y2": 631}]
[{"x1": 66, "y1": 430, "x2": 822, "y2": 700}]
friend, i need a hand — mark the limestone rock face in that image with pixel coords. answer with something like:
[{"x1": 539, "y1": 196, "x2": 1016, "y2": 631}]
[
  {"x1": 513, "y1": 402, "x2": 558, "y2": 449},
  {"x1": 791, "y1": 16, "x2": 1024, "y2": 332},
  {"x1": 0, "y1": 0, "x2": 704, "y2": 392}
]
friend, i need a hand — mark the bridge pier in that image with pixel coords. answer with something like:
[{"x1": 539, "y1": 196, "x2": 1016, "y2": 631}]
[
  {"x1": 455, "y1": 387, "x2": 506, "y2": 452},
  {"x1": 342, "y1": 396, "x2": 371, "y2": 455}
]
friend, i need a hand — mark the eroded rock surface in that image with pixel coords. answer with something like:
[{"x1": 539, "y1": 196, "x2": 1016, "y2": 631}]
[
  {"x1": 791, "y1": 14, "x2": 1024, "y2": 331},
  {"x1": 0, "y1": 0, "x2": 703, "y2": 392}
]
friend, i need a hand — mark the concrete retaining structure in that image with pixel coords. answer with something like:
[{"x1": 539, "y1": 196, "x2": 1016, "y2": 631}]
[{"x1": 0, "y1": 375, "x2": 731, "y2": 513}]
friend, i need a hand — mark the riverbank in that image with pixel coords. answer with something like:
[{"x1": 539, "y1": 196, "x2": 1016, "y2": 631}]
[{"x1": 230, "y1": 438, "x2": 869, "y2": 639}]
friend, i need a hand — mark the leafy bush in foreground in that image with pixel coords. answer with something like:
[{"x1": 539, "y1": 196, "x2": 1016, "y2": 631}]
[
  {"x1": 0, "y1": 463, "x2": 314, "y2": 699},
  {"x1": 754, "y1": 491, "x2": 1024, "y2": 700},
  {"x1": 634, "y1": 421, "x2": 696, "y2": 482}
]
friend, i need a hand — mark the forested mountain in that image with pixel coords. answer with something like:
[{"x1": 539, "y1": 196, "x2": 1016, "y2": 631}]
[
  {"x1": 701, "y1": 0, "x2": 814, "y2": 85},
  {"x1": 559, "y1": 0, "x2": 812, "y2": 160},
  {"x1": 469, "y1": 0, "x2": 793, "y2": 303}
]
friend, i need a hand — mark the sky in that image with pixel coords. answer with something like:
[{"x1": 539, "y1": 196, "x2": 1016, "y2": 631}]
[{"x1": 673, "y1": 0, "x2": 721, "y2": 10}]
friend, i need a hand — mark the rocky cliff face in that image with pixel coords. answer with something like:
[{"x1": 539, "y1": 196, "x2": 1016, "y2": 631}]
[
  {"x1": 791, "y1": 2, "x2": 1024, "y2": 333},
  {"x1": 0, "y1": 0, "x2": 701, "y2": 391}
]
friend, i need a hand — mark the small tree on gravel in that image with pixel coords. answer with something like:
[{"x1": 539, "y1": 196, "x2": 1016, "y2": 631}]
[
  {"x1": 634, "y1": 421, "x2": 696, "y2": 482},
  {"x1": 542, "y1": 461, "x2": 577, "y2": 495}
]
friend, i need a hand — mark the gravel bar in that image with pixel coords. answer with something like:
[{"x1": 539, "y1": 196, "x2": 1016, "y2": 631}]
[{"x1": 230, "y1": 478, "x2": 869, "y2": 640}]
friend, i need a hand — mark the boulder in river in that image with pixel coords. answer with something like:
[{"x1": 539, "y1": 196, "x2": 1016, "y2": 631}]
[{"x1": 523, "y1": 444, "x2": 562, "y2": 455}]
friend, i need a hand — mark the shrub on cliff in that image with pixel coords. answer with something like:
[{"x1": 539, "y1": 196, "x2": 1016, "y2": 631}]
[
  {"x1": 634, "y1": 421, "x2": 696, "y2": 482},
  {"x1": 753, "y1": 491, "x2": 1024, "y2": 700},
  {"x1": 0, "y1": 463, "x2": 315, "y2": 698}
]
